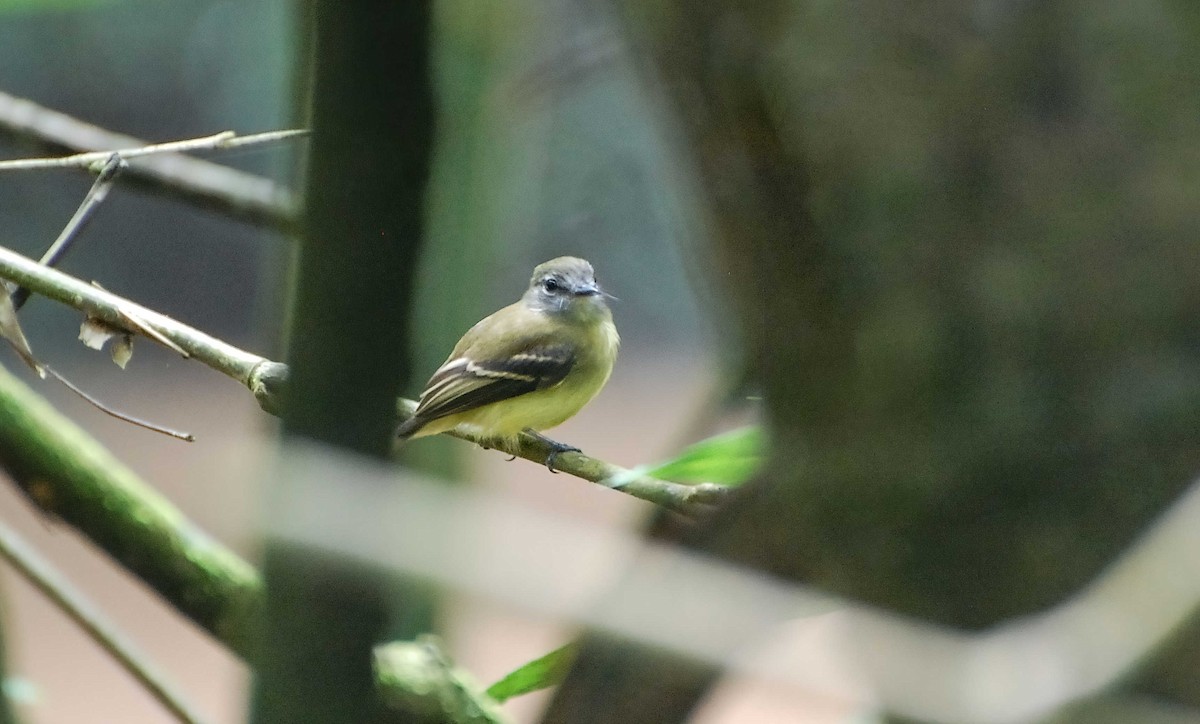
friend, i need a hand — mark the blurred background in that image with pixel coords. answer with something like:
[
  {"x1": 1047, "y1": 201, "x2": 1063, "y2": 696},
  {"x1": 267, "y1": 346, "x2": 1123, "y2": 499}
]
[{"x1": 4, "y1": 0, "x2": 1200, "y2": 723}]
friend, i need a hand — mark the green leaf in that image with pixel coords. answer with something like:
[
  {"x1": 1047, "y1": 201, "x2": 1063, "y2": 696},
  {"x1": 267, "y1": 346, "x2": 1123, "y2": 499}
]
[
  {"x1": 485, "y1": 643, "x2": 577, "y2": 703},
  {"x1": 646, "y1": 426, "x2": 765, "y2": 486}
]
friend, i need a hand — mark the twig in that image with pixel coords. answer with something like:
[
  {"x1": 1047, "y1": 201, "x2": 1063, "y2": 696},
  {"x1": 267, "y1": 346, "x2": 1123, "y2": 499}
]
[
  {"x1": 7, "y1": 161, "x2": 197, "y2": 441},
  {"x1": 0, "y1": 129, "x2": 309, "y2": 172},
  {"x1": 0, "y1": 245, "x2": 267, "y2": 385},
  {"x1": 0, "y1": 520, "x2": 208, "y2": 724},
  {"x1": 43, "y1": 364, "x2": 194, "y2": 441},
  {"x1": 0, "y1": 244, "x2": 731, "y2": 516},
  {"x1": 10, "y1": 153, "x2": 126, "y2": 310},
  {"x1": 0, "y1": 91, "x2": 298, "y2": 230}
]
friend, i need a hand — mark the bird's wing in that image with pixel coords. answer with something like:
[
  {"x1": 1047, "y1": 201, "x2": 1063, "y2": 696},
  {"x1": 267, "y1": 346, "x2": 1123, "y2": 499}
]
[{"x1": 407, "y1": 343, "x2": 575, "y2": 425}]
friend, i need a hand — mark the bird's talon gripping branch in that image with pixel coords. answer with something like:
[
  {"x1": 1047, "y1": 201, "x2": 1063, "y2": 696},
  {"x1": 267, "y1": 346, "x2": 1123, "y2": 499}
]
[
  {"x1": 543, "y1": 443, "x2": 581, "y2": 473},
  {"x1": 521, "y1": 429, "x2": 581, "y2": 473}
]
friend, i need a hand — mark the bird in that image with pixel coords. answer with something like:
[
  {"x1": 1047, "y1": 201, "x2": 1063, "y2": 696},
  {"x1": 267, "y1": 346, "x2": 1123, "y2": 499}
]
[{"x1": 397, "y1": 256, "x2": 619, "y2": 470}]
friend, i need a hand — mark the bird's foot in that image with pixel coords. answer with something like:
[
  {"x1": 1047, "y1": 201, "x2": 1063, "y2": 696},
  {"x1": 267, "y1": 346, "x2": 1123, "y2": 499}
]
[{"x1": 522, "y1": 429, "x2": 581, "y2": 473}]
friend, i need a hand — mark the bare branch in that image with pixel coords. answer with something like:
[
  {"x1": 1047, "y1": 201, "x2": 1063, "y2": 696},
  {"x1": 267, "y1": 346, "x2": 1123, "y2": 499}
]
[
  {"x1": 11, "y1": 152, "x2": 126, "y2": 309},
  {"x1": 42, "y1": 364, "x2": 194, "y2": 441},
  {"x1": 0, "y1": 128, "x2": 308, "y2": 172},
  {"x1": 0, "y1": 91, "x2": 298, "y2": 230},
  {"x1": 0, "y1": 520, "x2": 209, "y2": 724},
  {"x1": 0, "y1": 245, "x2": 268, "y2": 384}
]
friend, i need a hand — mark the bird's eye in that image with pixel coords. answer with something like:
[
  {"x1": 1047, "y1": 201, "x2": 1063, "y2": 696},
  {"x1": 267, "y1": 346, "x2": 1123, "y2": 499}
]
[{"x1": 543, "y1": 278, "x2": 560, "y2": 293}]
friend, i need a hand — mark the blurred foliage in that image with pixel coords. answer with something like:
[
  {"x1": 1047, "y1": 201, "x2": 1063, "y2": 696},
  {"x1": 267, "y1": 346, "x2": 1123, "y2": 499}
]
[
  {"x1": 601, "y1": 426, "x2": 763, "y2": 489},
  {"x1": 640, "y1": 426, "x2": 763, "y2": 487},
  {"x1": 485, "y1": 642, "x2": 577, "y2": 703}
]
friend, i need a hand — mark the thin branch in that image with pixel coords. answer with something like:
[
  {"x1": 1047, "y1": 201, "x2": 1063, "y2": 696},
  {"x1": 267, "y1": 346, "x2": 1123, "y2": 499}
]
[
  {"x1": 43, "y1": 364, "x2": 194, "y2": 441},
  {"x1": 11, "y1": 153, "x2": 126, "y2": 310},
  {"x1": 0, "y1": 245, "x2": 268, "y2": 384},
  {"x1": 6, "y1": 161, "x2": 199, "y2": 441},
  {"x1": 0, "y1": 520, "x2": 208, "y2": 724},
  {"x1": 0, "y1": 91, "x2": 298, "y2": 230},
  {"x1": 0, "y1": 244, "x2": 731, "y2": 516},
  {"x1": 0, "y1": 129, "x2": 309, "y2": 172}
]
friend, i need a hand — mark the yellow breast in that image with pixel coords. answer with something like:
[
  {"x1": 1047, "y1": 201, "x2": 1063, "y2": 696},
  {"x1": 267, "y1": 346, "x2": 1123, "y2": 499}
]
[{"x1": 421, "y1": 316, "x2": 619, "y2": 443}]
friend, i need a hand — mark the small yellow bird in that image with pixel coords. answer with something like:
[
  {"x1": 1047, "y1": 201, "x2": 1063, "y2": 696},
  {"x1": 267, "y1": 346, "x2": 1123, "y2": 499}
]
[{"x1": 397, "y1": 256, "x2": 619, "y2": 469}]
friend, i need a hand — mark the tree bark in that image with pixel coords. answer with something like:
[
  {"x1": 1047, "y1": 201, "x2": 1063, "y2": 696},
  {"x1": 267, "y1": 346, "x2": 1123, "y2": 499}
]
[{"x1": 251, "y1": 2, "x2": 437, "y2": 723}]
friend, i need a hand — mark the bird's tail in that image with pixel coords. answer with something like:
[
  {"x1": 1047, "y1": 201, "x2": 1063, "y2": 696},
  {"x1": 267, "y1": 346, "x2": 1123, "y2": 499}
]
[{"x1": 395, "y1": 415, "x2": 424, "y2": 439}]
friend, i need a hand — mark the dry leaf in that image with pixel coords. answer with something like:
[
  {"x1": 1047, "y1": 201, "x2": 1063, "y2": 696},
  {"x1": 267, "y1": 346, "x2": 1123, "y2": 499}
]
[
  {"x1": 79, "y1": 315, "x2": 135, "y2": 368},
  {"x1": 111, "y1": 334, "x2": 133, "y2": 369},
  {"x1": 90, "y1": 281, "x2": 186, "y2": 358},
  {"x1": 0, "y1": 288, "x2": 46, "y2": 377},
  {"x1": 78, "y1": 315, "x2": 120, "y2": 350}
]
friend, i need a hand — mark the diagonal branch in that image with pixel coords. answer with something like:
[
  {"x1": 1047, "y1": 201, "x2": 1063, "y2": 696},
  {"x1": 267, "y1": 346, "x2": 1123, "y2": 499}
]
[
  {"x1": 10, "y1": 152, "x2": 126, "y2": 309},
  {"x1": 0, "y1": 91, "x2": 298, "y2": 231},
  {"x1": 0, "y1": 129, "x2": 308, "y2": 172},
  {"x1": 0, "y1": 359, "x2": 262, "y2": 658},
  {"x1": 0, "y1": 244, "x2": 268, "y2": 384},
  {"x1": 0, "y1": 244, "x2": 730, "y2": 516},
  {"x1": 0, "y1": 520, "x2": 208, "y2": 724}
]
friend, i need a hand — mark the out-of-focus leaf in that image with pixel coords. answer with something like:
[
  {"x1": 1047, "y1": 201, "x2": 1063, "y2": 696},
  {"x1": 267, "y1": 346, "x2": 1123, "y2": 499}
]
[
  {"x1": 486, "y1": 643, "x2": 577, "y2": 703},
  {"x1": 646, "y1": 426, "x2": 764, "y2": 486},
  {"x1": 79, "y1": 315, "x2": 134, "y2": 368},
  {"x1": 0, "y1": 289, "x2": 45, "y2": 377}
]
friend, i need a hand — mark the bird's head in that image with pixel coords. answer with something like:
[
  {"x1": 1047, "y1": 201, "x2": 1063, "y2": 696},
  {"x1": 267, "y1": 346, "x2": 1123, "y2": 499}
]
[{"x1": 524, "y1": 256, "x2": 612, "y2": 321}]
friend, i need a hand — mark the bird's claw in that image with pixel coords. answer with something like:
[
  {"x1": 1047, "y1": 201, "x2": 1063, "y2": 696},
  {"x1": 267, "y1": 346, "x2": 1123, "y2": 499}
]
[
  {"x1": 544, "y1": 443, "x2": 581, "y2": 473},
  {"x1": 520, "y1": 429, "x2": 581, "y2": 473}
]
